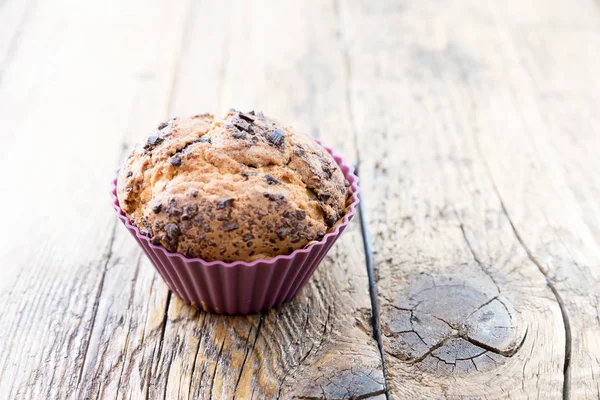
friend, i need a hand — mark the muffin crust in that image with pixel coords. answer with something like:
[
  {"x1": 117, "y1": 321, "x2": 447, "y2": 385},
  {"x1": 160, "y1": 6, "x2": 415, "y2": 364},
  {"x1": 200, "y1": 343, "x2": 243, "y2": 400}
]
[{"x1": 117, "y1": 110, "x2": 349, "y2": 262}]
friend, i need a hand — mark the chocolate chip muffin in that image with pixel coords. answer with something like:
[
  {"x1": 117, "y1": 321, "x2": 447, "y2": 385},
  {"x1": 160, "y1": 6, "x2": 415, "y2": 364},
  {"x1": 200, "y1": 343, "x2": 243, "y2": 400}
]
[{"x1": 117, "y1": 110, "x2": 350, "y2": 262}]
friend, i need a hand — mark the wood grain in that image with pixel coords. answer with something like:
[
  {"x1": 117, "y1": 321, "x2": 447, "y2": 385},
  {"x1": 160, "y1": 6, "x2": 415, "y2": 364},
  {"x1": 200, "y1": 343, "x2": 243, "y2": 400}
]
[
  {"x1": 336, "y1": 0, "x2": 600, "y2": 398},
  {"x1": 0, "y1": 0, "x2": 384, "y2": 399},
  {"x1": 2, "y1": 0, "x2": 600, "y2": 398}
]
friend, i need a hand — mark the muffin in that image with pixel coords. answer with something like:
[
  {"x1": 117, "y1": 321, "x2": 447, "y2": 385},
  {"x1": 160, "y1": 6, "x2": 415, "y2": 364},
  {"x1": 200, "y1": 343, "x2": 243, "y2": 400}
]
[
  {"x1": 116, "y1": 110, "x2": 349, "y2": 262},
  {"x1": 112, "y1": 110, "x2": 359, "y2": 314}
]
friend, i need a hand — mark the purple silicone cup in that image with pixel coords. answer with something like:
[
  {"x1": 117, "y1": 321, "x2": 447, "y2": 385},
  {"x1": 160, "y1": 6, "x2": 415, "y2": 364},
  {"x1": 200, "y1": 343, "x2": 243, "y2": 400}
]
[{"x1": 111, "y1": 139, "x2": 359, "y2": 315}]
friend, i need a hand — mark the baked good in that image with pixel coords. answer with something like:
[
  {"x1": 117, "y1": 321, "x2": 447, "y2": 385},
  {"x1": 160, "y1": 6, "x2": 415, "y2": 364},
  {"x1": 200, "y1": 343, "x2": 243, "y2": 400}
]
[{"x1": 116, "y1": 110, "x2": 350, "y2": 262}]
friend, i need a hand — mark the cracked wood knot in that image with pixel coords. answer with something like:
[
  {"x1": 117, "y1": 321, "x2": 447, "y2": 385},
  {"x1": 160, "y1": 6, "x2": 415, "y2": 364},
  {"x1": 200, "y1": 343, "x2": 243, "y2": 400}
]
[{"x1": 382, "y1": 275, "x2": 526, "y2": 374}]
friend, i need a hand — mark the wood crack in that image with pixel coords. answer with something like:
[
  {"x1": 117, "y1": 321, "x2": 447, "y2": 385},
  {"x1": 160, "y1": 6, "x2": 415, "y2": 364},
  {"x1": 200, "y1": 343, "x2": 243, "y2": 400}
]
[
  {"x1": 459, "y1": 223, "x2": 502, "y2": 294},
  {"x1": 499, "y1": 200, "x2": 572, "y2": 399},
  {"x1": 187, "y1": 313, "x2": 207, "y2": 399},
  {"x1": 356, "y1": 165, "x2": 390, "y2": 400},
  {"x1": 76, "y1": 220, "x2": 119, "y2": 389},
  {"x1": 208, "y1": 335, "x2": 227, "y2": 399},
  {"x1": 472, "y1": 125, "x2": 572, "y2": 399},
  {"x1": 232, "y1": 314, "x2": 264, "y2": 399}
]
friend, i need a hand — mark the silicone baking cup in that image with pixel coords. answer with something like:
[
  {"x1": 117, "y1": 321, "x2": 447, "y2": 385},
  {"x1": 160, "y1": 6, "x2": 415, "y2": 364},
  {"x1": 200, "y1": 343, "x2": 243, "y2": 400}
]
[{"x1": 111, "y1": 140, "x2": 359, "y2": 315}]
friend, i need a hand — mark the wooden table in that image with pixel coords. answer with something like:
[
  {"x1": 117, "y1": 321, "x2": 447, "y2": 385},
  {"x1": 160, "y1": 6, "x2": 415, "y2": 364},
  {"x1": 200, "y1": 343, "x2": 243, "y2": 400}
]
[{"x1": 1, "y1": 0, "x2": 599, "y2": 398}]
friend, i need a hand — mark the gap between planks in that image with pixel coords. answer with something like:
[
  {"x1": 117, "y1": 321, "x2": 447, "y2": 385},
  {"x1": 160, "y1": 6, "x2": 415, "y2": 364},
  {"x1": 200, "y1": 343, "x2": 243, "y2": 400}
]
[{"x1": 356, "y1": 166, "x2": 391, "y2": 400}]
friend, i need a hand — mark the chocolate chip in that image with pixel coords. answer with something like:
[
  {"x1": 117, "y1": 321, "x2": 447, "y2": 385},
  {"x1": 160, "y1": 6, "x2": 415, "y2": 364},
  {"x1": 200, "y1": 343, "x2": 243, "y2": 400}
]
[
  {"x1": 165, "y1": 223, "x2": 180, "y2": 238},
  {"x1": 316, "y1": 231, "x2": 325, "y2": 240},
  {"x1": 191, "y1": 189, "x2": 198, "y2": 197},
  {"x1": 232, "y1": 118, "x2": 250, "y2": 131},
  {"x1": 216, "y1": 197, "x2": 234, "y2": 209},
  {"x1": 293, "y1": 148, "x2": 305, "y2": 157},
  {"x1": 248, "y1": 110, "x2": 255, "y2": 115},
  {"x1": 165, "y1": 199, "x2": 182, "y2": 218},
  {"x1": 250, "y1": 136, "x2": 259, "y2": 144},
  {"x1": 151, "y1": 203, "x2": 162, "y2": 213},
  {"x1": 224, "y1": 124, "x2": 234, "y2": 129},
  {"x1": 295, "y1": 210, "x2": 306, "y2": 220},
  {"x1": 273, "y1": 247, "x2": 280, "y2": 252},
  {"x1": 318, "y1": 192, "x2": 332, "y2": 202},
  {"x1": 267, "y1": 129, "x2": 285, "y2": 147},
  {"x1": 126, "y1": 171, "x2": 133, "y2": 178},
  {"x1": 276, "y1": 227, "x2": 288, "y2": 240},
  {"x1": 198, "y1": 136, "x2": 211, "y2": 144},
  {"x1": 264, "y1": 174, "x2": 280, "y2": 185},
  {"x1": 223, "y1": 222, "x2": 239, "y2": 232},
  {"x1": 241, "y1": 171, "x2": 258, "y2": 180},
  {"x1": 263, "y1": 192, "x2": 285, "y2": 202},
  {"x1": 239, "y1": 113, "x2": 256, "y2": 123},
  {"x1": 248, "y1": 125, "x2": 259, "y2": 135},
  {"x1": 326, "y1": 215, "x2": 337, "y2": 227},
  {"x1": 182, "y1": 205, "x2": 198, "y2": 220},
  {"x1": 169, "y1": 154, "x2": 182, "y2": 166},
  {"x1": 231, "y1": 130, "x2": 246, "y2": 139},
  {"x1": 243, "y1": 234, "x2": 254, "y2": 242},
  {"x1": 220, "y1": 248, "x2": 227, "y2": 255},
  {"x1": 140, "y1": 228, "x2": 152, "y2": 237},
  {"x1": 157, "y1": 121, "x2": 169, "y2": 130},
  {"x1": 145, "y1": 135, "x2": 164, "y2": 150}
]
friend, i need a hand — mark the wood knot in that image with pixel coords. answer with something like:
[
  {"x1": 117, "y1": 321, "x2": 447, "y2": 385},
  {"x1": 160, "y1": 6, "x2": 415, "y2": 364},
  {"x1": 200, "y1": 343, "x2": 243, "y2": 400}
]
[{"x1": 382, "y1": 275, "x2": 526, "y2": 373}]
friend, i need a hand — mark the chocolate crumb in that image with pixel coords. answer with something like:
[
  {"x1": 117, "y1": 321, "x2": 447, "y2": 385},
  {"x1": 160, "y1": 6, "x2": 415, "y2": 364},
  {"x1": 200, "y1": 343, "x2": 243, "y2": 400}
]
[
  {"x1": 231, "y1": 130, "x2": 247, "y2": 139},
  {"x1": 182, "y1": 205, "x2": 198, "y2": 220},
  {"x1": 242, "y1": 171, "x2": 258, "y2": 180},
  {"x1": 267, "y1": 129, "x2": 285, "y2": 147},
  {"x1": 157, "y1": 121, "x2": 169, "y2": 130},
  {"x1": 318, "y1": 192, "x2": 332, "y2": 202},
  {"x1": 276, "y1": 227, "x2": 288, "y2": 240},
  {"x1": 216, "y1": 197, "x2": 234, "y2": 209},
  {"x1": 239, "y1": 113, "x2": 256, "y2": 123},
  {"x1": 126, "y1": 171, "x2": 133, "y2": 178},
  {"x1": 223, "y1": 222, "x2": 239, "y2": 232},
  {"x1": 326, "y1": 215, "x2": 337, "y2": 227},
  {"x1": 165, "y1": 223, "x2": 180, "y2": 239},
  {"x1": 169, "y1": 154, "x2": 182, "y2": 166},
  {"x1": 233, "y1": 118, "x2": 250, "y2": 131},
  {"x1": 264, "y1": 174, "x2": 280, "y2": 185},
  {"x1": 151, "y1": 203, "x2": 162, "y2": 213}
]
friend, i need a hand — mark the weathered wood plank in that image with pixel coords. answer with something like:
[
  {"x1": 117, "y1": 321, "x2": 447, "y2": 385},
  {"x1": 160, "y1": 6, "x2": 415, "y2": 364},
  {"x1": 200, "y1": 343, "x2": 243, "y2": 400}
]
[
  {"x1": 471, "y1": 1, "x2": 600, "y2": 398},
  {"x1": 337, "y1": 0, "x2": 590, "y2": 397},
  {"x1": 0, "y1": 0, "x2": 197, "y2": 398},
  {"x1": 0, "y1": 1, "x2": 384, "y2": 399}
]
